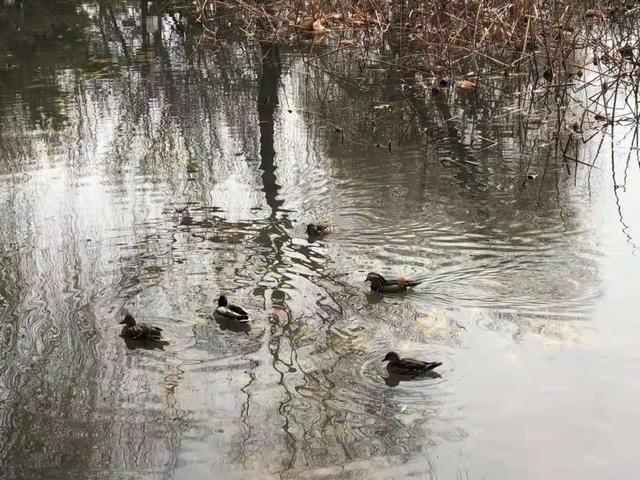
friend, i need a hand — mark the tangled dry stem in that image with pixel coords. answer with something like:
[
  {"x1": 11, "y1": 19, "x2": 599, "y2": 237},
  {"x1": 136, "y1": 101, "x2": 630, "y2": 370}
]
[{"x1": 190, "y1": 1, "x2": 640, "y2": 147}]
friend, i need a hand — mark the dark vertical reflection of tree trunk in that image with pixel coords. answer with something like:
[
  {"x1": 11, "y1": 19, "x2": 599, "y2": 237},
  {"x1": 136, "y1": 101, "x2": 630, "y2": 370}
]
[
  {"x1": 258, "y1": 44, "x2": 284, "y2": 218},
  {"x1": 141, "y1": 0, "x2": 148, "y2": 38},
  {"x1": 107, "y1": 5, "x2": 130, "y2": 62},
  {"x1": 256, "y1": 43, "x2": 300, "y2": 473}
]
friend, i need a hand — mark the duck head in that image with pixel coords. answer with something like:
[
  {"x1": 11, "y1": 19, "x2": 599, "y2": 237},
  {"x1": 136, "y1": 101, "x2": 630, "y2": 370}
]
[
  {"x1": 365, "y1": 272, "x2": 386, "y2": 283},
  {"x1": 306, "y1": 224, "x2": 318, "y2": 235},
  {"x1": 218, "y1": 295, "x2": 228, "y2": 307},
  {"x1": 120, "y1": 314, "x2": 136, "y2": 327},
  {"x1": 383, "y1": 351, "x2": 400, "y2": 363}
]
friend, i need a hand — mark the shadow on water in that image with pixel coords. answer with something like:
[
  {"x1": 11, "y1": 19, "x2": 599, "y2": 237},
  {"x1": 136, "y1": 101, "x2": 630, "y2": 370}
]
[
  {"x1": 1, "y1": 1, "x2": 636, "y2": 479},
  {"x1": 384, "y1": 372, "x2": 443, "y2": 388},
  {"x1": 120, "y1": 334, "x2": 169, "y2": 351},
  {"x1": 213, "y1": 313, "x2": 252, "y2": 334}
]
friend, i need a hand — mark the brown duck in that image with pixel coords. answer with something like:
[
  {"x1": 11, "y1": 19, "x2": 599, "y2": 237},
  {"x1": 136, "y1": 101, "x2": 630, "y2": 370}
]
[
  {"x1": 119, "y1": 314, "x2": 168, "y2": 343},
  {"x1": 365, "y1": 272, "x2": 422, "y2": 293},
  {"x1": 306, "y1": 222, "x2": 331, "y2": 236},
  {"x1": 383, "y1": 351, "x2": 442, "y2": 376}
]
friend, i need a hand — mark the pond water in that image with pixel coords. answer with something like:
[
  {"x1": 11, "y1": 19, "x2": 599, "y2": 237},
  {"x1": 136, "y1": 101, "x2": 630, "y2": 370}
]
[{"x1": 1, "y1": 2, "x2": 639, "y2": 479}]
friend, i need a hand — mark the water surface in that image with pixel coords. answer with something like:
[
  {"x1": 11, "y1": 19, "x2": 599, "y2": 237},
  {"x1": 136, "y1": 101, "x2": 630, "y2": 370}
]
[{"x1": 0, "y1": 2, "x2": 639, "y2": 479}]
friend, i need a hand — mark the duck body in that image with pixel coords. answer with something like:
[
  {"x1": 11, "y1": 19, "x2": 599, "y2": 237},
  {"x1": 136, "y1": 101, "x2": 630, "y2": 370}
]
[
  {"x1": 306, "y1": 222, "x2": 331, "y2": 236},
  {"x1": 383, "y1": 351, "x2": 442, "y2": 376},
  {"x1": 119, "y1": 314, "x2": 167, "y2": 343},
  {"x1": 365, "y1": 272, "x2": 422, "y2": 293},
  {"x1": 215, "y1": 295, "x2": 250, "y2": 322}
]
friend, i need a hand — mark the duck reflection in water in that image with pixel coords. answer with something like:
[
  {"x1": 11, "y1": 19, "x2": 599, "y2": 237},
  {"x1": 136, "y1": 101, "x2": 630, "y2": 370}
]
[
  {"x1": 364, "y1": 291, "x2": 386, "y2": 305},
  {"x1": 121, "y1": 335, "x2": 168, "y2": 351},
  {"x1": 213, "y1": 312, "x2": 251, "y2": 333},
  {"x1": 384, "y1": 369, "x2": 442, "y2": 387},
  {"x1": 214, "y1": 313, "x2": 252, "y2": 334}
]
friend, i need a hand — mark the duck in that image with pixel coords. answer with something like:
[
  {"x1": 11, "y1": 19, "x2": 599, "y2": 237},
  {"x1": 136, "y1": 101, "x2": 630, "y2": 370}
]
[
  {"x1": 215, "y1": 295, "x2": 250, "y2": 322},
  {"x1": 365, "y1": 272, "x2": 422, "y2": 293},
  {"x1": 119, "y1": 314, "x2": 168, "y2": 343},
  {"x1": 306, "y1": 222, "x2": 331, "y2": 236},
  {"x1": 383, "y1": 351, "x2": 442, "y2": 376}
]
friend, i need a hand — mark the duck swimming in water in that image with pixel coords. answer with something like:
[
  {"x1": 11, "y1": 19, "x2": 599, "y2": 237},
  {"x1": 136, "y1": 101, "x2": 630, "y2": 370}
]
[
  {"x1": 215, "y1": 295, "x2": 250, "y2": 322},
  {"x1": 383, "y1": 351, "x2": 442, "y2": 376},
  {"x1": 306, "y1": 222, "x2": 331, "y2": 236},
  {"x1": 119, "y1": 314, "x2": 168, "y2": 343},
  {"x1": 365, "y1": 272, "x2": 422, "y2": 293}
]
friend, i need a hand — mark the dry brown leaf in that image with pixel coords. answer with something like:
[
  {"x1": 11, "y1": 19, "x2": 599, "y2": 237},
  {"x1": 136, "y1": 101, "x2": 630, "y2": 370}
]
[
  {"x1": 298, "y1": 17, "x2": 314, "y2": 31},
  {"x1": 457, "y1": 79, "x2": 477, "y2": 90},
  {"x1": 585, "y1": 9, "x2": 603, "y2": 19},
  {"x1": 313, "y1": 18, "x2": 326, "y2": 34}
]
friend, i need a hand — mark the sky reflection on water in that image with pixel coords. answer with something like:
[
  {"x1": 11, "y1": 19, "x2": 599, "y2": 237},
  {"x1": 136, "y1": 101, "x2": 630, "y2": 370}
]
[{"x1": 0, "y1": 2, "x2": 639, "y2": 479}]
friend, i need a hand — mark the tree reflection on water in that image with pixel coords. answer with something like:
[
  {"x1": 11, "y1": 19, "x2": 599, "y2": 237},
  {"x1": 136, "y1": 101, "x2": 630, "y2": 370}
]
[{"x1": 0, "y1": 1, "x2": 608, "y2": 479}]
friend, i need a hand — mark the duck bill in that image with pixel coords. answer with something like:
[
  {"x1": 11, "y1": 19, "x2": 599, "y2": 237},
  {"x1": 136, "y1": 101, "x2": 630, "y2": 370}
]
[{"x1": 119, "y1": 320, "x2": 126, "y2": 324}]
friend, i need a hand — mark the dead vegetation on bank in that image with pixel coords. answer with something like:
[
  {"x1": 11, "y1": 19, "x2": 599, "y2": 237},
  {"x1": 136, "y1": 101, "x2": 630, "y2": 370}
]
[
  {"x1": 192, "y1": 2, "x2": 638, "y2": 101},
  {"x1": 193, "y1": 2, "x2": 635, "y2": 70},
  {"x1": 189, "y1": 1, "x2": 640, "y2": 155}
]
